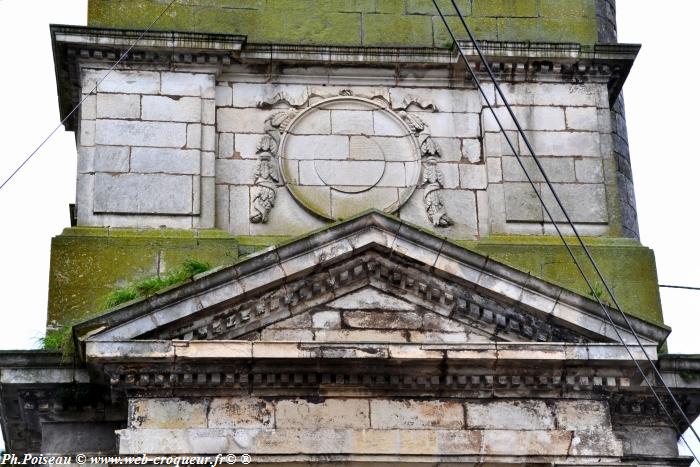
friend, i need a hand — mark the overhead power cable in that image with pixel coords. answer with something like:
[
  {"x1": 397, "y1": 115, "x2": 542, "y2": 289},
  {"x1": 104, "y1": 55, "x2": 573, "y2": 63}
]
[
  {"x1": 433, "y1": 0, "x2": 700, "y2": 459},
  {"x1": 660, "y1": 285, "x2": 700, "y2": 291},
  {"x1": 0, "y1": 0, "x2": 178, "y2": 193}
]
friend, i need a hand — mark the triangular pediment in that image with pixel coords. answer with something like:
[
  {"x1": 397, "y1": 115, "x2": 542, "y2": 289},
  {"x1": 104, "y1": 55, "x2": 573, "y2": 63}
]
[
  {"x1": 260, "y1": 286, "x2": 495, "y2": 344},
  {"x1": 80, "y1": 211, "x2": 668, "y2": 348}
]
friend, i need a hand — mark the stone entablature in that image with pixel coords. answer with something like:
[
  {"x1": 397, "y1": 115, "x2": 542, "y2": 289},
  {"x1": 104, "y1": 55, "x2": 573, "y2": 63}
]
[
  {"x1": 87, "y1": 341, "x2": 693, "y2": 462},
  {"x1": 52, "y1": 26, "x2": 639, "y2": 240},
  {"x1": 2, "y1": 213, "x2": 698, "y2": 459}
]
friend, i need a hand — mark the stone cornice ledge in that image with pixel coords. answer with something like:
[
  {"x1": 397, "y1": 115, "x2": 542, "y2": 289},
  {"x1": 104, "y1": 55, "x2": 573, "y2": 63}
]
[
  {"x1": 52, "y1": 24, "x2": 639, "y2": 131},
  {"x1": 86, "y1": 340, "x2": 656, "y2": 364}
]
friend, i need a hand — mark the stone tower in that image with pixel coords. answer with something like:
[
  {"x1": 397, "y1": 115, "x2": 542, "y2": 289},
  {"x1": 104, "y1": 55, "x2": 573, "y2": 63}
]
[{"x1": 1, "y1": 0, "x2": 698, "y2": 462}]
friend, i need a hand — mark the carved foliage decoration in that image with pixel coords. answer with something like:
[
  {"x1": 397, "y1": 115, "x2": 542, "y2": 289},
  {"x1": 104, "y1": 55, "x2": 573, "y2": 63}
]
[
  {"x1": 250, "y1": 110, "x2": 296, "y2": 223},
  {"x1": 250, "y1": 89, "x2": 455, "y2": 226},
  {"x1": 399, "y1": 111, "x2": 453, "y2": 227}
]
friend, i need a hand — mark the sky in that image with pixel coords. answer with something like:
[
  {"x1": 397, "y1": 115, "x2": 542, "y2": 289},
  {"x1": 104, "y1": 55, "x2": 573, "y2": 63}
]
[{"x1": 0, "y1": 0, "x2": 698, "y2": 459}]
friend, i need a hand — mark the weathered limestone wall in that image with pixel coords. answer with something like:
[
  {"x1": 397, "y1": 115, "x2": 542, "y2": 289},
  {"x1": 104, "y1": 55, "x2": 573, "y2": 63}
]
[
  {"x1": 87, "y1": 0, "x2": 601, "y2": 47},
  {"x1": 76, "y1": 65, "x2": 618, "y2": 239},
  {"x1": 483, "y1": 82, "x2": 615, "y2": 236},
  {"x1": 118, "y1": 396, "x2": 636, "y2": 458},
  {"x1": 77, "y1": 68, "x2": 217, "y2": 228}
]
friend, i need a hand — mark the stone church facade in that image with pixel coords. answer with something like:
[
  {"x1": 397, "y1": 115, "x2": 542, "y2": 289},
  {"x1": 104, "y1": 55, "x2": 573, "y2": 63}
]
[{"x1": 1, "y1": 0, "x2": 699, "y2": 464}]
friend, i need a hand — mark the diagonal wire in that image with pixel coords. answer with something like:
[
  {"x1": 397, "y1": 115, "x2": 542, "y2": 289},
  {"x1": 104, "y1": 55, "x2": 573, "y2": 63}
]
[
  {"x1": 660, "y1": 285, "x2": 700, "y2": 291},
  {"x1": 441, "y1": 0, "x2": 700, "y2": 455},
  {"x1": 433, "y1": 0, "x2": 700, "y2": 461},
  {"x1": 0, "y1": 0, "x2": 178, "y2": 193}
]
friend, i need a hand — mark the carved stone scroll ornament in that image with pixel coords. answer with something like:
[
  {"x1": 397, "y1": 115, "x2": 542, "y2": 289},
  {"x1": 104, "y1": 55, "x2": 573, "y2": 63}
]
[
  {"x1": 399, "y1": 111, "x2": 453, "y2": 227},
  {"x1": 250, "y1": 111, "x2": 296, "y2": 223}
]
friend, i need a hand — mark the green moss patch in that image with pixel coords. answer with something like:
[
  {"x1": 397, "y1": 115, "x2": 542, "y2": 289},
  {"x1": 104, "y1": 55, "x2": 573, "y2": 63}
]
[
  {"x1": 88, "y1": 0, "x2": 603, "y2": 46},
  {"x1": 48, "y1": 228, "x2": 238, "y2": 327},
  {"x1": 42, "y1": 259, "x2": 212, "y2": 359}
]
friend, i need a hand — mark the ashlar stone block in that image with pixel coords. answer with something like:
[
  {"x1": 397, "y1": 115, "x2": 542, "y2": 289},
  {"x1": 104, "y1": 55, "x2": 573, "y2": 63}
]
[
  {"x1": 93, "y1": 173, "x2": 195, "y2": 214},
  {"x1": 418, "y1": 112, "x2": 480, "y2": 138},
  {"x1": 208, "y1": 398, "x2": 275, "y2": 429},
  {"x1": 83, "y1": 69, "x2": 160, "y2": 95},
  {"x1": 328, "y1": 288, "x2": 416, "y2": 311},
  {"x1": 94, "y1": 145, "x2": 129, "y2": 172},
  {"x1": 459, "y1": 163, "x2": 488, "y2": 189},
  {"x1": 275, "y1": 399, "x2": 370, "y2": 429},
  {"x1": 80, "y1": 120, "x2": 95, "y2": 147},
  {"x1": 285, "y1": 135, "x2": 350, "y2": 160},
  {"x1": 217, "y1": 108, "x2": 276, "y2": 133},
  {"x1": 554, "y1": 400, "x2": 611, "y2": 430},
  {"x1": 520, "y1": 130, "x2": 601, "y2": 158},
  {"x1": 498, "y1": 83, "x2": 599, "y2": 107},
  {"x1": 161, "y1": 72, "x2": 214, "y2": 97},
  {"x1": 289, "y1": 110, "x2": 331, "y2": 135},
  {"x1": 483, "y1": 106, "x2": 566, "y2": 132},
  {"x1": 373, "y1": 110, "x2": 409, "y2": 136},
  {"x1": 129, "y1": 399, "x2": 207, "y2": 429},
  {"x1": 130, "y1": 148, "x2": 201, "y2": 175},
  {"x1": 501, "y1": 156, "x2": 575, "y2": 183},
  {"x1": 234, "y1": 133, "x2": 265, "y2": 159},
  {"x1": 187, "y1": 124, "x2": 202, "y2": 149},
  {"x1": 141, "y1": 96, "x2": 201, "y2": 122},
  {"x1": 504, "y1": 183, "x2": 543, "y2": 222},
  {"x1": 218, "y1": 133, "x2": 234, "y2": 159},
  {"x1": 462, "y1": 138, "x2": 482, "y2": 163},
  {"x1": 343, "y1": 310, "x2": 422, "y2": 329},
  {"x1": 389, "y1": 87, "x2": 484, "y2": 114},
  {"x1": 96, "y1": 93, "x2": 140, "y2": 119},
  {"x1": 370, "y1": 400, "x2": 465, "y2": 429},
  {"x1": 311, "y1": 310, "x2": 341, "y2": 329},
  {"x1": 467, "y1": 400, "x2": 555, "y2": 430},
  {"x1": 540, "y1": 183, "x2": 608, "y2": 223},
  {"x1": 215, "y1": 84, "x2": 233, "y2": 106},
  {"x1": 231, "y1": 83, "x2": 308, "y2": 108},
  {"x1": 95, "y1": 120, "x2": 186, "y2": 148},
  {"x1": 566, "y1": 106, "x2": 599, "y2": 131},
  {"x1": 575, "y1": 157, "x2": 604, "y2": 183},
  {"x1": 216, "y1": 159, "x2": 258, "y2": 185},
  {"x1": 331, "y1": 109, "x2": 375, "y2": 135}
]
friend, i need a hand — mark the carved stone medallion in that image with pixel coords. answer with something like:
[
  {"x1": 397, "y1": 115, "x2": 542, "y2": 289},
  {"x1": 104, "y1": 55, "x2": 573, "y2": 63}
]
[{"x1": 279, "y1": 97, "x2": 421, "y2": 220}]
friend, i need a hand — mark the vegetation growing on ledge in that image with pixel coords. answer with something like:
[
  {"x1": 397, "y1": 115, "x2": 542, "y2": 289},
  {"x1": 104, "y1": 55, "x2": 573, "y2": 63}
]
[
  {"x1": 40, "y1": 325, "x2": 75, "y2": 357},
  {"x1": 103, "y1": 259, "x2": 210, "y2": 309},
  {"x1": 41, "y1": 259, "x2": 211, "y2": 358}
]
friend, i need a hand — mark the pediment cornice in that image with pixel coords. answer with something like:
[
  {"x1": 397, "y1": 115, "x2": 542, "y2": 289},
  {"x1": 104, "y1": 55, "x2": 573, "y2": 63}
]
[{"x1": 74, "y1": 211, "x2": 669, "y2": 358}]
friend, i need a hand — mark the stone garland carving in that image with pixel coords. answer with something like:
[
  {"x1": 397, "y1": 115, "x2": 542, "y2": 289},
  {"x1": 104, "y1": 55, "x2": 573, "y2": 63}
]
[
  {"x1": 249, "y1": 110, "x2": 296, "y2": 223},
  {"x1": 250, "y1": 91, "x2": 453, "y2": 226},
  {"x1": 399, "y1": 111, "x2": 453, "y2": 227}
]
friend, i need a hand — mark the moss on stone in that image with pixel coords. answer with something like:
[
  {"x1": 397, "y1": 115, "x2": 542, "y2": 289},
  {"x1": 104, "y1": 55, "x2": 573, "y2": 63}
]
[
  {"x1": 375, "y1": 0, "x2": 405, "y2": 14},
  {"x1": 473, "y1": 0, "x2": 538, "y2": 18},
  {"x1": 537, "y1": 17, "x2": 598, "y2": 44},
  {"x1": 48, "y1": 228, "x2": 238, "y2": 327},
  {"x1": 432, "y1": 15, "x2": 498, "y2": 45},
  {"x1": 406, "y1": 0, "x2": 469, "y2": 16},
  {"x1": 363, "y1": 13, "x2": 433, "y2": 46},
  {"x1": 89, "y1": 0, "x2": 196, "y2": 31},
  {"x1": 455, "y1": 236, "x2": 664, "y2": 326},
  {"x1": 539, "y1": 0, "x2": 596, "y2": 19},
  {"x1": 88, "y1": 0, "x2": 604, "y2": 46}
]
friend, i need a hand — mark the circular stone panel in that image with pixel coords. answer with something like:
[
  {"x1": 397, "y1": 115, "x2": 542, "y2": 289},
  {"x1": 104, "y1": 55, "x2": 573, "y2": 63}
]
[{"x1": 279, "y1": 97, "x2": 421, "y2": 220}]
